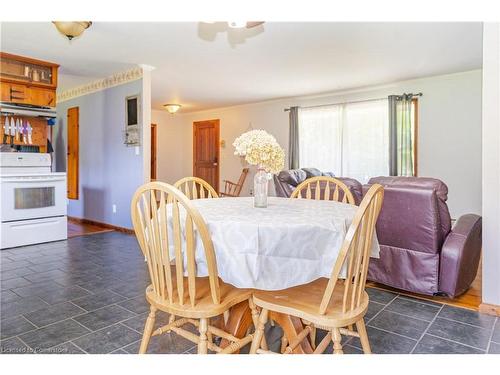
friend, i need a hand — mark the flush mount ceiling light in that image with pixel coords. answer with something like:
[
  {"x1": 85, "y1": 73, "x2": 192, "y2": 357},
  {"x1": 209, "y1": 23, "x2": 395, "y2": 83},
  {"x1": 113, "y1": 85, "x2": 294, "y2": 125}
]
[
  {"x1": 163, "y1": 104, "x2": 182, "y2": 114},
  {"x1": 52, "y1": 21, "x2": 92, "y2": 40}
]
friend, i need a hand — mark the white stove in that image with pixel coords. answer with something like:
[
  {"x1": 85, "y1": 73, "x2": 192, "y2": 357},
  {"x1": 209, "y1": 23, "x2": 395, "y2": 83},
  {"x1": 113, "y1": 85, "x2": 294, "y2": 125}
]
[{"x1": 0, "y1": 152, "x2": 67, "y2": 249}]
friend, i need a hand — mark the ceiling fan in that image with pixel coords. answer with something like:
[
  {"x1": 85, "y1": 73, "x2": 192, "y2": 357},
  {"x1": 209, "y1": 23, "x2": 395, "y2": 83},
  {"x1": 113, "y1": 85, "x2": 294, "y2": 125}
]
[
  {"x1": 227, "y1": 21, "x2": 265, "y2": 29},
  {"x1": 202, "y1": 21, "x2": 264, "y2": 29}
]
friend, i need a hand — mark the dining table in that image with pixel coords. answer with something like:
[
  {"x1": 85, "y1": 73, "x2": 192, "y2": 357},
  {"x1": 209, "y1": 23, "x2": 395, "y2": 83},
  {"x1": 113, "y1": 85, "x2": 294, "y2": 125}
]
[{"x1": 169, "y1": 196, "x2": 380, "y2": 353}]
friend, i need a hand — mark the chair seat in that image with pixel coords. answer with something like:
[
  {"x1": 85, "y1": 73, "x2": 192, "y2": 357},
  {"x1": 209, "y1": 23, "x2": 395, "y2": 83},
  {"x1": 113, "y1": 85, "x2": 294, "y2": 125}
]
[
  {"x1": 146, "y1": 275, "x2": 252, "y2": 319},
  {"x1": 252, "y1": 278, "x2": 369, "y2": 328}
]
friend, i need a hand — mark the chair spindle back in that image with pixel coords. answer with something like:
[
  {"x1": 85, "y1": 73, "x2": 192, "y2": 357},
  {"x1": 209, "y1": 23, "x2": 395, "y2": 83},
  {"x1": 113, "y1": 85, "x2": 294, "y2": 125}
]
[
  {"x1": 291, "y1": 176, "x2": 356, "y2": 205},
  {"x1": 174, "y1": 177, "x2": 218, "y2": 200},
  {"x1": 319, "y1": 184, "x2": 384, "y2": 315},
  {"x1": 131, "y1": 182, "x2": 220, "y2": 307}
]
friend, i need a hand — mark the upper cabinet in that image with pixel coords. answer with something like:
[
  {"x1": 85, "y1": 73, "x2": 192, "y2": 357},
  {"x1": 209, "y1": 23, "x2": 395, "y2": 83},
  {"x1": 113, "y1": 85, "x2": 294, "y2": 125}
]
[
  {"x1": 0, "y1": 52, "x2": 59, "y2": 108},
  {"x1": 0, "y1": 52, "x2": 59, "y2": 89}
]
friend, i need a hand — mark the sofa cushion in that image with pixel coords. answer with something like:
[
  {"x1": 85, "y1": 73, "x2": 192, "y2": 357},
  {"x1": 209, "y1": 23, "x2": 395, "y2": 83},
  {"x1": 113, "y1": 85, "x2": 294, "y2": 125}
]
[
  {"x1": 302, "y1": 167, "x2": 323, "y2": 178},
  {"x1": 368, "y1": 176, "x2": 451, "y2": 239},
  {"x1": 363, "y1": 185, "x2": 444, "y2": 254},
  {"x1": 322, "y1": 171, "x2": 336, "y2": 178},
  {"x1": 368, "y1": 176, "x2": 448, "y2": 201},
  {"x1": 277, "y1": 169, "x2": 307, "y2": 187},
  {"x1": 336, "y1": 177, "x2": 363, "y2": 205}
]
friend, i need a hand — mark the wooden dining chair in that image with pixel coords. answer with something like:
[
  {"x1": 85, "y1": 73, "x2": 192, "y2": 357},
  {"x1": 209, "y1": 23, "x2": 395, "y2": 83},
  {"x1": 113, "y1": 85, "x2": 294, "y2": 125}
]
[
  {"x1": 174, "y1": 177, "x2": 219, "y2": 199},
  {"x1": 131, "y1": 181, "x2": 259, "y2": 354},
  {"x1": 291, "y1": 176, "x2": 356, "y2": 205},
  {"x1": 289, "y1": 176, "x2": 356, "y2": 349},
  {"x1": 249, "y1": 184, "x2": 384, "y2": 354},
  {"x1": 220, "y1": 168, "x2": 249, "y2": 197}
]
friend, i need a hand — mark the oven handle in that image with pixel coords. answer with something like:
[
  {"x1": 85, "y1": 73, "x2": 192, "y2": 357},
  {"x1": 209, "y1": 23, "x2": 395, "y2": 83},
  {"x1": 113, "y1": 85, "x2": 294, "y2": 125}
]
[{"x1": 1, "y1": 178, "x2": 66, "y2": 183}]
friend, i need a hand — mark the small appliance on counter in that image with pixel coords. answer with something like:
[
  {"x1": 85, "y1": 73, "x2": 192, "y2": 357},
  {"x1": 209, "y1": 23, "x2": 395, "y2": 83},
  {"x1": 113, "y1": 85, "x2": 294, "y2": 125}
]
[{"x1": 0, "y1": 152, "x2": 67, "y2": 249}]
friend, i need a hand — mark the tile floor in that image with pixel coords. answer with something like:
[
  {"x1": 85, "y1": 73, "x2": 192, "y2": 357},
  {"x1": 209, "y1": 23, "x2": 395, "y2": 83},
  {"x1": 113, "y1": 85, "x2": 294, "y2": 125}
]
[{"x1": 1, "y1": 232, "x2": 499, "y2": 354}]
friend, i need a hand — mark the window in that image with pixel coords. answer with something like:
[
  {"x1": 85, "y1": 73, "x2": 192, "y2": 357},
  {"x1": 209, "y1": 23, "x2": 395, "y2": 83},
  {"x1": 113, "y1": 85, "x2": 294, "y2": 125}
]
[{"x1": 299, "y1": 99, "x2": 389, "y2": 183}]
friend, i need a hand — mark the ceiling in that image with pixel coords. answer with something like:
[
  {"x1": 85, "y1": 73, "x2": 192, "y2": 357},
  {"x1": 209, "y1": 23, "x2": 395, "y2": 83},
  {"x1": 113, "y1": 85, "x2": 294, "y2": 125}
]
[{"x1": 0, "y1": 22, "x2": 483, "y2": 112}]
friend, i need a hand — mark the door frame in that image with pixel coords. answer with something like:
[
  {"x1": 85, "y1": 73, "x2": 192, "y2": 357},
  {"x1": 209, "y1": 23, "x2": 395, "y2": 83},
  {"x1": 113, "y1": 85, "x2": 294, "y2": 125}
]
[
  {"x1": 193, "y1": 119, "x2": 220, "y2": 192},
  {"x1": 67, "y1": 106, "x2": 79, "y2": 200},
  {"x1": 151, "y1": 123, "x2": 157, "y2": 181}
]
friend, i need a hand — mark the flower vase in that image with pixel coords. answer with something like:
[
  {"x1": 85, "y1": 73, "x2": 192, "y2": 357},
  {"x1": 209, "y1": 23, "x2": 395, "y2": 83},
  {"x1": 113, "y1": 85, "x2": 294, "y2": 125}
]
[{"x1": 253, "y1": 166, "x2": 269, "y2": 208}]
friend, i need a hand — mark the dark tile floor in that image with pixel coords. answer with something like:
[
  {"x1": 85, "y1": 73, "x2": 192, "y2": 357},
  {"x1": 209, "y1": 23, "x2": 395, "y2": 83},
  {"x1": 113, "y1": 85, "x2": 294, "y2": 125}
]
[{"x1": 1, "y1": 231, "x2": 499, "y2": 354}]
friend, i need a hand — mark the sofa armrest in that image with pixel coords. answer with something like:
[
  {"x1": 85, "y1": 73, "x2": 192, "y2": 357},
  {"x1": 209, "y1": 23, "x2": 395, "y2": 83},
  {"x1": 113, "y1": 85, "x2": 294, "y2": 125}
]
[{"x1": 438, "y1": 214, "x2": 482, "y2": 297}]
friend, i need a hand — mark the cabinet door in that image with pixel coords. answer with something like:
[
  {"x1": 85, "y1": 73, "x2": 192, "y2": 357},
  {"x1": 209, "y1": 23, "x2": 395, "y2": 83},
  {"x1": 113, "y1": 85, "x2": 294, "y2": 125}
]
[
  {"x1": 29, "y1": 87, "x2": 56, "y2": 107},
  {"x1": 1, "y1": 82, "x2": 11, "y2": 102},
  {"x1": 8, "y1": 84, "x2": 28, "y2": 103}
]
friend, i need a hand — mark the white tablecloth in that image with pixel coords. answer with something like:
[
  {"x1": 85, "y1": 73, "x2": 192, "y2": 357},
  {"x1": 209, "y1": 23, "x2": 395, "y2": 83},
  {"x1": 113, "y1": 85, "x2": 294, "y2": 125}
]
[{"x1": 167, "y1": 197, "x2": 379, "y2": 291}]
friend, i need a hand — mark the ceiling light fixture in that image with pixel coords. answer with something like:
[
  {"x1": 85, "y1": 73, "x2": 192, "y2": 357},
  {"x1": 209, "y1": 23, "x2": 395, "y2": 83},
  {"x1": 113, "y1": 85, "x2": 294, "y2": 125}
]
[
  {"x1": 228, "y1": 21, "x2": 248, "y2": 29},
  {"x1": 228, "y1": 21, "x2": 265, "y2": 29},
  {"x1": 163, "y1": 104, "x2": 182, "y2": 114},
  {"x1": 203, "y1": 21, "x2": 265, "y2": 29},
  {"x1": 52, "y1": 21, "x2": 92, "y2": 40}
]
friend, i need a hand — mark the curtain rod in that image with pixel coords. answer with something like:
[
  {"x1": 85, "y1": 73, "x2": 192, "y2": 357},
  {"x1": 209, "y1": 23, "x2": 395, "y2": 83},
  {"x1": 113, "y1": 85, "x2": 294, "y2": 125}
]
[{"x1": 283, "y1": 92, "x2": 423, "y2": 112}]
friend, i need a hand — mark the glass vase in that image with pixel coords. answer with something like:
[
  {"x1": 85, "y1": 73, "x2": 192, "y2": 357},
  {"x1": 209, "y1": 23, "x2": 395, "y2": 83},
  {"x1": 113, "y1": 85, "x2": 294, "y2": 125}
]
[{"x1": 253, "y1": 166, "x2": 269, "y2": 208}]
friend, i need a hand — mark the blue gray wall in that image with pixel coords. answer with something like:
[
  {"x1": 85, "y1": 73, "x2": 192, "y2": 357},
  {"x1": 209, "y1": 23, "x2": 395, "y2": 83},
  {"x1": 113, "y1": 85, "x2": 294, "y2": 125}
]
[{"x1": 55, "y1": 80, "x2": 143, "y2": 229}]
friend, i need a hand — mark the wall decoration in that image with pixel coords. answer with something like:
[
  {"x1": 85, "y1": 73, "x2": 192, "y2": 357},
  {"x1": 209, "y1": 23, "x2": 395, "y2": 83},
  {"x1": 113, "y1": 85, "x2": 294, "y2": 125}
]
[{"x1": 57, "y1": 67, "x2": 143, "y2": 103}]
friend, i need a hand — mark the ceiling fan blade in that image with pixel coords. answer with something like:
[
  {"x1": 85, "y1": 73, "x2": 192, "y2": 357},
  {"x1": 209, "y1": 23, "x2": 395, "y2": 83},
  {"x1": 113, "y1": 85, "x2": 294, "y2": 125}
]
[{"x1": 246, "y1": 21, "x2": 265, "y2": 29}]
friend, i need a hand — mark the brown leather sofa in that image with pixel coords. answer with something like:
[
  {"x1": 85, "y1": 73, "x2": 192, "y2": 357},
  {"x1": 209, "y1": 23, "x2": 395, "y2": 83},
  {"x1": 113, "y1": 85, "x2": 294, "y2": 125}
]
[{"x1": 273, "y1": 171, "x2": 482, "y2": 298}]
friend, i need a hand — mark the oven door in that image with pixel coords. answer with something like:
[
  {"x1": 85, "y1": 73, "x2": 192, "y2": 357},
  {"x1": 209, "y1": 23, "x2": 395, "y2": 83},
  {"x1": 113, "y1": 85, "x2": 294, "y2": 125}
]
[{"x1": 1, "y1": 173, "x2": 67, "y2": 222}]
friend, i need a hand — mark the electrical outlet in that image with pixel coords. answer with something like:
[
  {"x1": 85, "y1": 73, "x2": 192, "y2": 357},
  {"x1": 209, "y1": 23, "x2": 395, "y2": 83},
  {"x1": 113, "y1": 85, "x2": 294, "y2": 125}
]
[
  {"x1": 112, "y1": 204, "x2": 117, "y2": 213},
  {"x1": 249, "y1": 188, "x2": 254, "y2": 196}
]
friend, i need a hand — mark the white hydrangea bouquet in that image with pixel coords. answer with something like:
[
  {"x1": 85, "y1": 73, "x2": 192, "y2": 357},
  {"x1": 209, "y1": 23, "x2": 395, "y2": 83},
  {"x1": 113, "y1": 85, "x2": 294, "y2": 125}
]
[
  {"x1": 232, "y1": 129, "x2": 285, "y2": 173},
  {"x1": 233, "y1": 130, "x2": 284, "y2": 207}
]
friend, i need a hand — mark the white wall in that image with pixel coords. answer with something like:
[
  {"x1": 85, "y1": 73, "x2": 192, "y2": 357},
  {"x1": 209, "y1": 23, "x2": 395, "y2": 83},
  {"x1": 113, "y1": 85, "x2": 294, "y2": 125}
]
[
  {"x1": 153, "y1": 70, "x2": 482, "y2": 219},
  {"x1": 481, "y1": 23, "x2": 500, "y2": 307}
]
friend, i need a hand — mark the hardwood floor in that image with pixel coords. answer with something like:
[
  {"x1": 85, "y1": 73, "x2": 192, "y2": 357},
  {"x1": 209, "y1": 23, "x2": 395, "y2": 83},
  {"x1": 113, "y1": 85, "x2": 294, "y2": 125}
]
[
  {"x1": 367, "y1": 260, "x2": 482, "y2": 311},
  {"x1": 68, "y1": 219, "x2": 114, "y2": 238}
]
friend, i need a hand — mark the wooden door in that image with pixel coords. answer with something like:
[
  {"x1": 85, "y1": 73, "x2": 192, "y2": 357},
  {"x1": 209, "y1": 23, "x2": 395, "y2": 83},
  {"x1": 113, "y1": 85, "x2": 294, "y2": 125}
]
[
  {"x1": 151, "y1": 124, "x2": 157, "y2": 180},
  {"x1": 193, "y1": 119, "x2": 220, "y2": 192},
  {"x1": 67, "y1": 107, "x2": 79, "y2": 200}
]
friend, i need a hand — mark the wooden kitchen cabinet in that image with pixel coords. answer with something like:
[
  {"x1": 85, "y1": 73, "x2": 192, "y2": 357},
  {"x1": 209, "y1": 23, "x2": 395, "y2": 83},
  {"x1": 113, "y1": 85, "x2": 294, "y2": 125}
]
[
  {"x1": 0, "y1": 52, "x2": 58, "y2": 107},
  {"x1": 0, "y1": 52, "x2": 58, "y2": 88},
  {"x1": 0, "y1": 82, "x2": 56, "y2": 107},
  {"x1": 0, "y1": 82, "x2": 10, "y2": 102},
  {"x1": 29, "y1": 87, "x2": 56, "y2": 107},
  {"x1": 7, "y1": 83, "x2": 29, "y2": 104},
  {"x1": 1, "y1": 82, "x2": 28, "y2": 103}
]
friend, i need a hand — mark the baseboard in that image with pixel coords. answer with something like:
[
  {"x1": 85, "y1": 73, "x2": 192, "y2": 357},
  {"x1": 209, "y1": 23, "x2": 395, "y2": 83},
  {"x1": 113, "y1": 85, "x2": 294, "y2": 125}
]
[
  {"x1": 68, "y1": 216, "x2": 134, "y2": 234},
  {"x1": 478, "y1": 303, "x2": 500, "y2": 317}
]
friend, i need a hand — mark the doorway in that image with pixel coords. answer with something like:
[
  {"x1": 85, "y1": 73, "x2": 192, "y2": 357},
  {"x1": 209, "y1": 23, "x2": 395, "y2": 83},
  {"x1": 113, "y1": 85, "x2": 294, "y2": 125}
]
[
  {"x1": 193, "y1": 119, "x2": 220, "y2": 192},
  {"x1": 151, "y1": 124, "x2": 157, "y2": 181}
]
